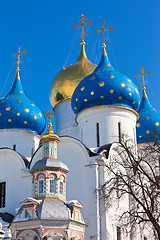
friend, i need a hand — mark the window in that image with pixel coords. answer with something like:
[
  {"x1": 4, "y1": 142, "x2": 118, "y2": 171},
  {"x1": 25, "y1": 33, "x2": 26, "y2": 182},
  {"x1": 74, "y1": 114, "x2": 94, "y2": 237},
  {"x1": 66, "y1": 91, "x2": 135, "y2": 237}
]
[
  {"x1": 0, "y1": 182, "x2": 6, "y2": 208},
  {"x1": 118, "y1": 122, "x2": 121, "y2": 143},
  {"x1": 117, "y1": 226, "x2": 121, "y2": 240},
  {"x1": 96, "y1": 123, "x2": 100, "y2": 147},
  {"x1": 50, "y1": 179, "x2": 56, "y2": 193},
  {"x1": 60, "y1": 181, "x2": 63, "y2": 195},
  {"x1": 13, "y1": 145, "x2": 16, "y2": 151},
  {"x1": 39, "y1": 180, "x2": 44, "y2": 194}
]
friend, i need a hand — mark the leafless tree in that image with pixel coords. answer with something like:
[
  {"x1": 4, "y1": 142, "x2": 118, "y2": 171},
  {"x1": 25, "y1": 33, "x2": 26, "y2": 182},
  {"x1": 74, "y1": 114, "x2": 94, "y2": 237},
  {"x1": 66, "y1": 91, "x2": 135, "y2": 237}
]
[{"x1": 101, "y1": 136, "x2": 160, "y2": 239}]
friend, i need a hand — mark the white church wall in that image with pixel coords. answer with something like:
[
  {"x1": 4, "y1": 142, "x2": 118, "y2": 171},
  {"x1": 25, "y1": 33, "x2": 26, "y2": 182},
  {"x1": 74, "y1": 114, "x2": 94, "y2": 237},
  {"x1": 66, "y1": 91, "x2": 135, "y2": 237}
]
[
  {"x1": 54, "y1": 100, "x2": 80, "y2": 139},
  {"x1": 0, "y1": 130, "x2": 41, "y2": 160},
  {"x1": 57, "y1": 136, "x2": 98, "y2": 240},
  {"x1": 0, "y1": 149, "x2": 32, "y2": 216},
  {"x1": 76, "y1": 106, "x2": 138, "y2": 148}
]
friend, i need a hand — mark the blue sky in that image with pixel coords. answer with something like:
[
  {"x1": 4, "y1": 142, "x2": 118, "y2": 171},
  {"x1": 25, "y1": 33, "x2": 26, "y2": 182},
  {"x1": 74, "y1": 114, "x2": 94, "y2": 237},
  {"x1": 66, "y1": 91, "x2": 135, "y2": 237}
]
[{"x1": 0, "y1": 0, "x2": 159, "y2": 132}]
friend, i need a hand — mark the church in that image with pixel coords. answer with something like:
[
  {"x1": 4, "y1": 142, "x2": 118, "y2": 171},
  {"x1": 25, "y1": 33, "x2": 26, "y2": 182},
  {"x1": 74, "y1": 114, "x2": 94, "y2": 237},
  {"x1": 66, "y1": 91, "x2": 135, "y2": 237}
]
[{"x1": 0, "y1": 14, "x2": 159, "y2": 240}]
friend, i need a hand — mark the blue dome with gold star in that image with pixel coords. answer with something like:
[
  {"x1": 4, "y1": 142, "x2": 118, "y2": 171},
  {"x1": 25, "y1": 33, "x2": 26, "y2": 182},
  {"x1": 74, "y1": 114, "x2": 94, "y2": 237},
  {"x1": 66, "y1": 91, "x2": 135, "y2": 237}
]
[
  {"x1": 71, "y1": 47, "x2": 140, "y2": 114},
  {"x1": 136, "y1": 89, "x2": 160, "y2": 144},
  {"x1": 0, "y1": 71, "x2": 46, "y2": 135}
]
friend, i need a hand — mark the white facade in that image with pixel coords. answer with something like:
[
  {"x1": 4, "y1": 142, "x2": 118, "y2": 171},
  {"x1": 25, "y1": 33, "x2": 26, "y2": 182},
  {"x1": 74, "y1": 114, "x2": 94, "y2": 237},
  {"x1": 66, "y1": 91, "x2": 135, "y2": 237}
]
[{"x1": 54, "y1": 100, "x2": 80, "y2": 139}]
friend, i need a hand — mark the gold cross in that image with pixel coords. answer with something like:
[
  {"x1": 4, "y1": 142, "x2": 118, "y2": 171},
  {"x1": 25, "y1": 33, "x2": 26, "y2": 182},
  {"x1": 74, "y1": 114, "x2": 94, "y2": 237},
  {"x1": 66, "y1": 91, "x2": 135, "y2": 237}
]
[
  {"x1": 45, "y1": 110, "x2": 54, "y2": 132},
  {"x1": 12, "y1": 45, "x2": 27, "y2": 72},
  {"x1": 73, "y1": 14, "x2": 93, "y2": 44},
  {"x1": 135, "y1": 66, "x2": 151, "y2": 90},
  {"x1": 94, "y1": 21, "x2": 113, "y2": 47}
]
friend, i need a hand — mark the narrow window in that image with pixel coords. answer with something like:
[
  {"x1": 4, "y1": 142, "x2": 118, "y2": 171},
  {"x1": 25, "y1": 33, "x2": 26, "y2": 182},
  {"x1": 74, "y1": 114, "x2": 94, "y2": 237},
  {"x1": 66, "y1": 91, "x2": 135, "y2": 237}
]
[
  {"x1": 39, "y1": 180, "x2": 44, "y2": 194},
  {"x1": 144, "y1": 237, "x2": 147, "y2": 240},
  {"x1": 96, "y1": 123, "x2": 100, "y2": 147},
  {"x1": 116, "y1": 177, "x2": 120, "y2": 198},
  {"x1": 31, "y1": 148, "x2": 34, "y2": 156},
  {"x1": 13, "y1": 145, "x2": 16, "y2": 151},
  {"x1": 0, "y1": 182, "x2": 6, "y2": 208},
  {"x1": 118, "y1": 122, "x2": 121, "y2": 143},
  {"x1": 50, "y1": 179, "x2": 56, "y2": 193},
  {"x1": 60, "y1": 181, "x2": 63, "y2": 195},
  {"x1": 117, "y1": 226, "x2": 121, "y2": 240}
]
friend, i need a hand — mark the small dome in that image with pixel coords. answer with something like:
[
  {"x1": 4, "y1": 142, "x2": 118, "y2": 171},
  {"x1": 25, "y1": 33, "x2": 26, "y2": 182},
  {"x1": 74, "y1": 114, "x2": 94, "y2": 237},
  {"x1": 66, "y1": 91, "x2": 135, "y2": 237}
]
[
  {"x1": 71, "y1": 47, "x2": 140, "y2": 114},
  {"x1": 136, "y1": 89, "x2": 160, "y2": 144},
  {"x1": 49, "y1": 42, "x2": 97, "y2": 107},
  {"x1": 31, "y1": 158, "x2": 69, "y2": 172},
  {"x1": 0, "y1": 73, "x2": 46, "y2": 135}
]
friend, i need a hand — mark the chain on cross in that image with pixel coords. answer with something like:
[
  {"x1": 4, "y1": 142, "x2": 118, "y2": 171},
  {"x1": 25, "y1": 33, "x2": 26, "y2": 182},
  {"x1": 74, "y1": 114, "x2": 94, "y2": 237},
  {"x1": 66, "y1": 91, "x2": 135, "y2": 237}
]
[
  {"x1": 12, "y1": 45, "x2": 27, "y2": 73},
  {"x1": 73, "y1": 14, "x2": 93, "y2": 44},
  {"x1": 135, "y1": 66, "x2": 151, "y2": 90},
  {"x1": 94, "y1": 21, "x2": 113, "y2": 47}
]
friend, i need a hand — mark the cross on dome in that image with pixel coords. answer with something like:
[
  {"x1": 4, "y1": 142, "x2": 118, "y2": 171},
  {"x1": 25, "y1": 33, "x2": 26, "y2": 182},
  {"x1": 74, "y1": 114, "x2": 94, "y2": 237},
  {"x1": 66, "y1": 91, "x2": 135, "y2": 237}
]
[
  {"x1": 12, "y1": 45, "x2": 27, "y2": 79},
  {"x1": 73, "y1": 14, "x2": 93, "y2": 45},
  {"x1": 135, "y1": 66, "x2": 151, "y2": 91},
  {"x1": 94, "y1": 21, "x2": 113, "y2": 48},
  {"x1": 45, "y1": 110, "x2": 54, "y2": 133}
]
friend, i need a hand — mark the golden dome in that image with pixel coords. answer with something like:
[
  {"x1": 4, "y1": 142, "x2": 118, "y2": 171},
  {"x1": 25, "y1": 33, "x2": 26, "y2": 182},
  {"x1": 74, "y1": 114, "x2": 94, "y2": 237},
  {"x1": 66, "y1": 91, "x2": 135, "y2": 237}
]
[{"x1": 49, "y1": 42, "x2": 97, "y2": 107}]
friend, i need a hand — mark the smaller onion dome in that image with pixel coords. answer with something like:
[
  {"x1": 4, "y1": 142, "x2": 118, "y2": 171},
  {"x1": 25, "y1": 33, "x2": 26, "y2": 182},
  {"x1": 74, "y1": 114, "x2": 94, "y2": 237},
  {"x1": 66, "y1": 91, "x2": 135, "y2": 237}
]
[
  {"x1": 49, "y1": 41, "x2": 97, "y2": 107},
  {"x1": 136, "y1": 89, "x2": 160, "y2": 144},
  {"x1": 0, "y1": 69, "x2": 46, "y2": 135},
  {"x1": 71, "y1": 46, "x2": 140, "y2": 114}
]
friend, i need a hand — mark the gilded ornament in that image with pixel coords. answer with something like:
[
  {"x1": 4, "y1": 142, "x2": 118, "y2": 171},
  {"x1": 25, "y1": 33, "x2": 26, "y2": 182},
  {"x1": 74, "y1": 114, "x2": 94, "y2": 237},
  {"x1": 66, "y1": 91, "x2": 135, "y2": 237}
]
[
  {"x1": 34, "y1": 116, "x2": 37, "y2": 120},
  {"x1": 120, "y1": 83, "x2": 125, "y2": 88},
  {"x1": 154, "y1": 122, "x2": 159, "y2": 126},
  {"x1": 110, "y1": 90, "x2": 114, "y2": 94},
  {"x1": 74, "y1": 107, "x2": 77, "y2": 110},
  {"x1": 99, "y1": 82, "x2": 104, "y2": 87},
  {"x1": 0, "y1": 113, "x2": 1, "y2": 116},
  {"x1": 129, "y1": 93, "x2": 132, "y2": 97},
  {"x1": 146, "y1": 130, "x2": 150, "y2": 134},
  {"x1": 91, "y1": 91, "x2": 95, "y2": 95},
  {"x1": 24, "y1": 121, "x2": 27, "y2": 124},
  {"x1": 136, "y1": 123, "x2": 141, "y2": 127},
  {"x1": 135, "y1": 88, "x2": 138, "y2": 93},
  {"x1": 133, "y1": 101, "x2": 136, "y2": 104},
  {"x1": 84, "y1": 99, "x2": 88, "y2": 102},
  {"x1": 106, "y1": 63, "x2": 111, "y2": 67},
  {"x1": 100, "y1": 96, "x2": 104, "y2": 99},
  {"x1": 17, "y1": 100, "x2": 22, "y2": 103},
  {"x1": 24, "y1": 108, "x2": 29, "y2": 113},
  {"x1": 18, "y1": 90, "x2": 22, "y2": 93},
  {"x1": 8, "y1": 119, "x2": 12, "y2": 122},
  {"x1": 16, "y1": 96, "x2": 19, "y2": 98},
  {"x1": 155, "y1": 134, "x2": 158, "y2": 138},
  {"x1": 90, "y1": 76, "x2": 95, "y2": 80},
  {"x1": 6, "y1": 107, "x2": 11, "y2": 111},
  {"x1": 139, "y1": 135, "x2": 142, "y2": 138},
  {"x1": 152, "y1": 108, "x2": 156, "y2": 110},
  {"x1": 1, "y1": 100, "x2": 5, "y2": 103},
  {"x1": 81, "y1": 86, "x2": 85, "y2": 91},
  {"x1": 31, "y1": 103, "x2": 35, "y2": 106},
  {"x1": 119, "y1": 96, "x2": 122, "y2": 100},
  {"x1": 76, "y1": 98, "x2": 78, "y2": 101},
  {"x1": 127, "y1": 78, "x2": 131, "y2": 83},
  {"x1": 145, "y1": 117, "x2": 149, "y2": 120},
  {"x1": 108, "y1": 75, "x2": 114, "y2": 79},
  {"x1": 17, "y1": 113, "x2": 20, "y2": 116},
  {"x1": 39, "y1": 113, "x2": 42, "y2": 117}
]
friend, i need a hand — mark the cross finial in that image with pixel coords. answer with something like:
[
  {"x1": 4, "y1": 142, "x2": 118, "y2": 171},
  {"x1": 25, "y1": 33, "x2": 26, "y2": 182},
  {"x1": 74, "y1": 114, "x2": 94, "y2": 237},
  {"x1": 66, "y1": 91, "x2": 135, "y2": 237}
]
[
  {"x1": 135, "y1": 66, "x2": 151, "y2": 90},
  {"x1": 73, "y1": 14, "x2": 93, "y2": 45},
  {"x1": 45, "y1": 110, "x2": 54, "y2": 133},
  {"x1": 94, "y1": 21, "x2": 113, "y2": 48},
  {"x1": 12, "y1": 45, "x2": 27, "y2": 79}
]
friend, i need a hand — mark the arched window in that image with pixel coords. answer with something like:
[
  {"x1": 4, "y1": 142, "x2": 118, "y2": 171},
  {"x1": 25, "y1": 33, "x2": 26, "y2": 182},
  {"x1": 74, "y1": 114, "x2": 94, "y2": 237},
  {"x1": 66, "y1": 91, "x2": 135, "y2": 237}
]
[
  {"x1": 50, "y1": 174, "x2": 56, "y2": 194},
  {"x1": 38, "y1": 174, "x2": 44, "y2": 194},
  {"x1": 59, "y1": 175, "x2": 65, "y2": 195}
]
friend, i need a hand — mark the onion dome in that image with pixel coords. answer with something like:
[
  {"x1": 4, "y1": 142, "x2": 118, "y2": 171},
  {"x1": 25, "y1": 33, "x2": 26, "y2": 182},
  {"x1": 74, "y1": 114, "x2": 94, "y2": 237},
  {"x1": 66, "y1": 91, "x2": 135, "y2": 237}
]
[
  {"x1": 0, "y1": 47, "x2": 46, "y2": 135},
  {"x1": 136, "y1": 89, "x2": 160, "y2": 144},
  {"x1": 71, "y1": 46, "x2": 140, "y2": 114},
  {"x1": 49, "y1": 41, "x2": 97, "y2": 107}
]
